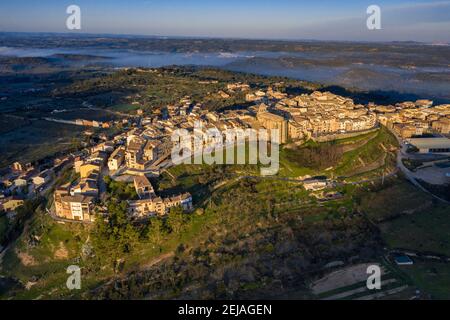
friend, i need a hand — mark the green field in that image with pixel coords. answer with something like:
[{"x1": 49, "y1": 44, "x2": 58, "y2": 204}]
[
  {"x1": 333, "y1": 127, "x2": 398, "y2": 176},
  {"x1": 109, "y1": 104, "x2": 140, "y2": 112},
  {"x1": 0, "y1": 115, "x2": 31, "y2": 135},
  {"x1": 0, "y1": 120, "x2": 86, "y2": 167},
  {"x1": 359, "y1": 181, "x2": 434, "y2": 223},
  {"x1": 0, "y1": 209, "x2": 91, "y2": 299},
  {"x1": 363, "y1": 180, "x2": 450, "y2": 299},
  {"x1": 380, "y1": 205, "x2": 450, "y2": 256},
  {"x1": 399, "y1": 261, "x2": 450, "y2": 300},
  {"x1": 278, "y1": 127, "x2": 398, "y2": 179},
  {"x1": 278, "y1": 147, "x2": 316, "y2": 177},
  {"x1": 358, "y1": 175, "x2": 450, "y2": 256}
]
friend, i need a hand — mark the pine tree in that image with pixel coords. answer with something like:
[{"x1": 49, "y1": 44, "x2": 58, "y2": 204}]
[{"x1": 147, "y1": 218, "x2": 164, "y2": 250}]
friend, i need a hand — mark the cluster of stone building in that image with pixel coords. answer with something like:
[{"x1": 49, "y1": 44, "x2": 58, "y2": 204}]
[
  {"x1": 127, "y1": 176, "x2": 193, "y2": 218},
  {"x1": 241, "y1": 89, "x2": 378, "y2": 143},
  {"x1": 53, "y1": 174, "x2": 193, "y2": 222},
  {"x1": 123, "y1": 136, "x2": 160, "y2": 171},
  {"x1": 242, "y1": 88, "x2": 449, "y2": 143},
  {"x1": 54, "y1": 186, "x2": 95, "y2": 222},
  {"x1": 375, "y1": 100, "x2": 450, "y2": 138},
  {"x1": 54, "y1": 146, "x2": 111, "y2": 221},
  {"x1": 7, "y1": 81, "x2": 450, "y2": 222},
  {"x1": 2, "y1": 159, "x2": 69, "y2": 192},
  {"x1": 74, "y1": 119, "x2": 111, "y2": 129},
  {"x1": 0, "y1": 157, "x2": 71, "y2": 216},
  {"x1": 123, "y1": 88, "x2": 379, "y2": 152},
  {"x1": 52, "y1": 118, "x2": 193, "y2": 221},
  {"x1": 0, "y1": 196, "x2": 24, "y2": 215},
  {"x1": 113, "y1": 86, "x2": 450, "y2": 169}
]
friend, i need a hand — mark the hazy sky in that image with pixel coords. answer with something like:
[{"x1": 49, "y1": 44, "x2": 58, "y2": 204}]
[{"x1": 0, "y1": 0, "x2": 449, "y2": 42}]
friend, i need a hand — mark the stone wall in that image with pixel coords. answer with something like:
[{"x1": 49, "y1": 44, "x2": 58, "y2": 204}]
[{"x1": 310, "y1": 127, "x2": 379, "y2": 143}]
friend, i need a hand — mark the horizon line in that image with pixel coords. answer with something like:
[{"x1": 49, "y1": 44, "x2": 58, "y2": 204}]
[{"x1": 0, "y1": 30, "x2": 446, "y2": 46}]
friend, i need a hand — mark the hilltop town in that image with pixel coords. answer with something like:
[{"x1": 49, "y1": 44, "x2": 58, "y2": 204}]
[
  {"x1": 1, "y1": 4, "x2": 450, "y2": 301},
  {"x1": 0, "y1": 66, "x2": 449, "y2": 301},
  {"x1": 1, "y1": 69, "x2": 450, "y2": 222}
]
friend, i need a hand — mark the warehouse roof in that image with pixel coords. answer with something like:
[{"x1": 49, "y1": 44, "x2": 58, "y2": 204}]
[{"x1": 408, "y1": 137, "x2": 450, "y2": 149}]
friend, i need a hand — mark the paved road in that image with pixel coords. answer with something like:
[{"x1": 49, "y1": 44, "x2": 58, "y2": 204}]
[
  {"x1": 42, "y1": 117, "x2": 78, "y2": 126},
  {"x1": 35, "y1": 160, "x2": 74, "y2": 197}
]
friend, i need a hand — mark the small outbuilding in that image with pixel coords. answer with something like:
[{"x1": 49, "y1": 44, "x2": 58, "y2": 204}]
[{"x1": 394, "y1": 255, "x2": 414, "y2": 266}]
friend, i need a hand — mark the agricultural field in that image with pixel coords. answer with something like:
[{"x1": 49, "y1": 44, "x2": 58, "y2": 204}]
[
  {"x1": 333, "y1": 127, "x2": 398, "y2": 177},
  {"x1": 399, "y1": 261, "x2": 450, "y2": 300},
  {"x1": 109, "y1": 104, "x2": 141, "y2": 112},
  {"x1": 279, "y1": 126, "x2": 398, "y2": 180},
  {"x1": 379, "y1": 205, "x2": 450, "y2": 256},
  {"x1": 358, "y1": 181, "x2": 434, "y2": 223},
  {"x1": 0, "y1": 120, "x2": 85, "y2": 168},
  {"x1": 48, "y1": 108, "x2": 119, "y2": 122},
  {"x1": 0, "y1": 114, "x2": 31, "y2": 135},
  {"x1": 311, "y1": 262, "x2": 411, "y2": 300}
]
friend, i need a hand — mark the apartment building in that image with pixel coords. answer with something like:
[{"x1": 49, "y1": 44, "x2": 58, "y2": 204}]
[
  {"x1": 0, "y1": 196, "x2": 24, "y2": 212},
  {"x1": 143, "y1": 140, "x2": 160, "y2": 162},
  {"x1": 79, "y1": 163, "x2": 101, "y2": 179},
  {"x1": 133, "y1": 176, "x2": 156, "y2": 199},
  {"x1": 128, "y1": 193, "x2": 193, "y2": 218},
  {"x1": 54, "y1": 185, "x2": 95, "y2": 221},
  {"x1": 128, "y1": 177, "x2": 193, "y2": 218},
  {"x1": 70, "y1": 171, "x2": 99, "y2": 198},
  {"x1": 432, "y1": 118, "x2": 450, "y2": 134},
  {"x1": 108, "y1": 147, "x2": 125, "y2": 171},
  {"x1": 393, "y1": 122, "x2": 429, "y2": 139},
  {"x1": 126, "y1": 137, "x2": 146, "y2": 170}
]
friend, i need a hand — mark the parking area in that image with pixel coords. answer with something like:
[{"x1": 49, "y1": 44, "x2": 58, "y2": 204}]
[{"x1": 413, "y1": 164, "x2": 450, "y2": 185}]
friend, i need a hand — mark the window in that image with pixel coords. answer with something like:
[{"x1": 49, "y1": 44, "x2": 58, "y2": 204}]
[{"x1": 430, "y1": 148, "x2": 450, "y2": 153}]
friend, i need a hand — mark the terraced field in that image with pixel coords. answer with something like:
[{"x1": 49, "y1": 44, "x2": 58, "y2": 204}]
[
  {"x1": 278, "y1": 127, "x2": 398, "y2": 180},
  {"x1": 312, "y1": 262, "x2": 412, "y2": 300}
]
